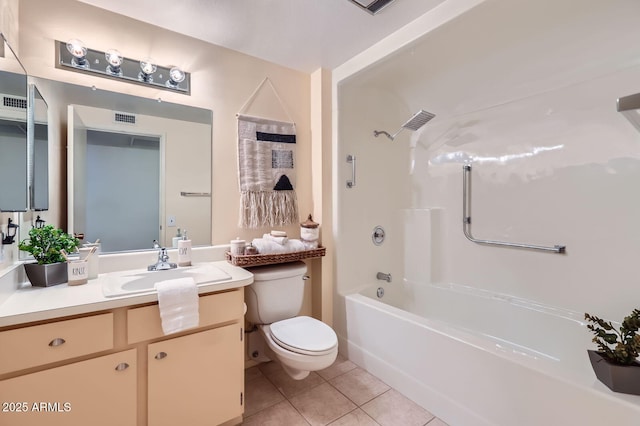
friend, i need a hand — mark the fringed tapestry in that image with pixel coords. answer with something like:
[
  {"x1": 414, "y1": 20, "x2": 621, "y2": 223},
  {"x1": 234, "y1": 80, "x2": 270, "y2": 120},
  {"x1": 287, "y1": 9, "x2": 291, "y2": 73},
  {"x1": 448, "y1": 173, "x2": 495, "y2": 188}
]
[{"x1": 237, "y1": 115, "x2": 298, "y2": 228}]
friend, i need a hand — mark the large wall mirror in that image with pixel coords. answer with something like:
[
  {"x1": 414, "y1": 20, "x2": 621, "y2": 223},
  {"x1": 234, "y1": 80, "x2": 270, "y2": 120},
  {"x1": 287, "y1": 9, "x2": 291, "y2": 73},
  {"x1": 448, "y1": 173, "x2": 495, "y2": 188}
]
[
  {"x1": 26, "y1": 78, "x2": 213, "y2": 254},
  {"x1": 68, "y1": 102, "x2": 212, "y2": 253},
  {"x1": 0, "y1": 33, "x2": 28, "y2": 212}
]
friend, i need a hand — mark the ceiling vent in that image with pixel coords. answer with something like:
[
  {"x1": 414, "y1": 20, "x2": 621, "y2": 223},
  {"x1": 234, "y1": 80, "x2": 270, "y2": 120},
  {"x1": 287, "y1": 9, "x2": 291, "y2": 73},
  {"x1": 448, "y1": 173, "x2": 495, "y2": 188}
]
[
  {"x1": 348, "y1": 0, "x2": 397, "y2": 15},
  {"x1": 3, "y1": 95, "x2": 27, "y2": 110},
  {"x1": 114, "y1": 112, "x2": 136, "y2": 125}
]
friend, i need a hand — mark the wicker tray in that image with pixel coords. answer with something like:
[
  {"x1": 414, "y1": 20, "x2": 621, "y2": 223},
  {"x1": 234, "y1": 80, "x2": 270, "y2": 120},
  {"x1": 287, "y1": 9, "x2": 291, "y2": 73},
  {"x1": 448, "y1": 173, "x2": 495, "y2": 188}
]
[{"x1": 225, "y1": 246, "x2": 326, "y2": 267}]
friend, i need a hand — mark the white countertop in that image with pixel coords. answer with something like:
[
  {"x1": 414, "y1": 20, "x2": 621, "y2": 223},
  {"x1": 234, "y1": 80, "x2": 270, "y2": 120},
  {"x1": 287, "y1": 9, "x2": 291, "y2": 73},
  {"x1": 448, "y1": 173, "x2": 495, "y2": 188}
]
[{"x1": 0, "y1": 261, "x2": 253, "y2": 327}]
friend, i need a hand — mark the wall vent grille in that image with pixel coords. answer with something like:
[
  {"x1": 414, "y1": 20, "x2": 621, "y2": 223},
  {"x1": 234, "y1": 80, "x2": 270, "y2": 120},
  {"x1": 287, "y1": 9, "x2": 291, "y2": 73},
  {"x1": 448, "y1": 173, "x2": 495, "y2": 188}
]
[
  {"x1": 3, "y1": 96, "x2": 27, "y2": 110},
  {"x1": 114, "y1": 112, "x2": 136, "y2": 125},
  {"x1": 348, "y1": 0, "x2": 396, "y2": 14}
]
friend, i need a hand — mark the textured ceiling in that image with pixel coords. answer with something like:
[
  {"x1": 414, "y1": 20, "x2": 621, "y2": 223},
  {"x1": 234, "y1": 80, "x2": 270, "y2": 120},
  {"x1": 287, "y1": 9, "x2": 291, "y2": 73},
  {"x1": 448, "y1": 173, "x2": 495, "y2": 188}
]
[{"x1": 76, "y1": 0, "x2": 446, "y2": 72}]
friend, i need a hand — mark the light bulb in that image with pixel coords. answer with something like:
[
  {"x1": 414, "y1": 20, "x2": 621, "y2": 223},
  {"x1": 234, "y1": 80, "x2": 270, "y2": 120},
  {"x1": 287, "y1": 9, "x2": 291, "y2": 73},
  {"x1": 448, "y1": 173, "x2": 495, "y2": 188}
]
[
  {"x1": 105, "y1": 49, "x2": 123, "y2": 67},
  {"x1": 66, "y1": 39, "x2": 88, "y2": 68},
  {"x1": 140, "y1": 59, "x2": 156, "y2": 75},
  {"x1": 139, "y1": 58, "x2": 157, "y2": 82},
  {"x1": 105, "y1": 49, "x2": 123, "y2": 76},
  {"x1": 166, "y1": 66, "x2": 186, "y2": 88}
]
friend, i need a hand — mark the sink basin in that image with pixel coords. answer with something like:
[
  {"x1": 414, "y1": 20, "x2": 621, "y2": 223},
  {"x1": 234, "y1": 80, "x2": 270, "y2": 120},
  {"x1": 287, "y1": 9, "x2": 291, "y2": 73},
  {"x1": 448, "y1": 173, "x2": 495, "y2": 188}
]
[{"x1": 102, "y1": 264, "x2": 232, "y2": 297}]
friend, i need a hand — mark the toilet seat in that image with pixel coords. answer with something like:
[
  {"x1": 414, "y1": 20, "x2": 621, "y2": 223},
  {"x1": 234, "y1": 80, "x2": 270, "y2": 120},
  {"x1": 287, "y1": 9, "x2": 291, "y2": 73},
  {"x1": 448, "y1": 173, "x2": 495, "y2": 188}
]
[{"x1": 269, "y1": 316, "x2": 338, "y2": 356}]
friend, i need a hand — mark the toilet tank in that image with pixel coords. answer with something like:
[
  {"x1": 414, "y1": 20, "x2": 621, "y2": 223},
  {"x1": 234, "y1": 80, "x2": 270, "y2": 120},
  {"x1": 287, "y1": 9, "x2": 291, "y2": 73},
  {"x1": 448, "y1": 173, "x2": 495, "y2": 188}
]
[{"x1": 245, "y1": 261, "x2": 307, "y2": 324}]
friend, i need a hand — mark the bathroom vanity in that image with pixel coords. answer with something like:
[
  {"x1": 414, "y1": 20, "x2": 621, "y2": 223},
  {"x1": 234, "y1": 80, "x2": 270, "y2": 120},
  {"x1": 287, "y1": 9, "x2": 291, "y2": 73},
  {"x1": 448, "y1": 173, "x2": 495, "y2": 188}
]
[{"x1": 0, "y1": 260, "x2": 252, "y2": 426}]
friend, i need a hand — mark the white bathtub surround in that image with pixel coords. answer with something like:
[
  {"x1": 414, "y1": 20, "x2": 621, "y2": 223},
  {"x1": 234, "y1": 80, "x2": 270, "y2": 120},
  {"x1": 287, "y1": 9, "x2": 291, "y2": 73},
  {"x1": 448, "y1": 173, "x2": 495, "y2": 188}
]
[{"x1": 334, "y1": 0, "x2": 640, "y2": 424}]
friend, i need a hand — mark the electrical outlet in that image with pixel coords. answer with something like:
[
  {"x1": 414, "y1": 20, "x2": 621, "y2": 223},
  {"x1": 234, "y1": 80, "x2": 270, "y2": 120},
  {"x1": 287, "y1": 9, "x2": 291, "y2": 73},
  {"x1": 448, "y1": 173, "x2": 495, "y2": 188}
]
[{"x1": 167, "y1": 215, "x2": 176, "y2": 227}]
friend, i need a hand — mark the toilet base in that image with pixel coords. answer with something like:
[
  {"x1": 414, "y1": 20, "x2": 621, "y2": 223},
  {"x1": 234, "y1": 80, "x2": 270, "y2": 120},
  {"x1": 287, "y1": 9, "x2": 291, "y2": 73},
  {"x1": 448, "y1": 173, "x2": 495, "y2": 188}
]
[
  {"x1": 249, "y1": 328, "x2": 312, "y2": 380},
  {"x1": 247, "y1": 328, "x2": 271, "y2": 363}
]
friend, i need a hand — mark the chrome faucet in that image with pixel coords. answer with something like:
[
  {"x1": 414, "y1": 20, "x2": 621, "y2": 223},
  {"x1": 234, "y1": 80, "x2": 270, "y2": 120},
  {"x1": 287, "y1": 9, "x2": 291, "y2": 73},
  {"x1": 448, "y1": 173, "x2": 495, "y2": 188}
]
[
  {"x1": 148, "y1": 247, "x2": 177, "y2": 271},
  {"x1": 376, "y1": 272, "x2": 392, "y2": 283}
]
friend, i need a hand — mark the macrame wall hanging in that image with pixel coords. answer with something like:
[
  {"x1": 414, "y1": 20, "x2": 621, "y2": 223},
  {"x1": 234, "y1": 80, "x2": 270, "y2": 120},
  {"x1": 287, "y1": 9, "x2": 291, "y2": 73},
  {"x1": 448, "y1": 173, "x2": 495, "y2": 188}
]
[{"x1": 237, "y1": 77, "x2": 299, "y2": 229}]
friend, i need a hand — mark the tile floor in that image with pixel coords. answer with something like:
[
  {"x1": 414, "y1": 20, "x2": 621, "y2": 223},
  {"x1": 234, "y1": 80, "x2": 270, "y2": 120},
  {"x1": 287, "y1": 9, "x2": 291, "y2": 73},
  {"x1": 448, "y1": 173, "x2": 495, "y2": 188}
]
[{"x1": 241, "y1": 354, "x2": 449, "y2": 426}]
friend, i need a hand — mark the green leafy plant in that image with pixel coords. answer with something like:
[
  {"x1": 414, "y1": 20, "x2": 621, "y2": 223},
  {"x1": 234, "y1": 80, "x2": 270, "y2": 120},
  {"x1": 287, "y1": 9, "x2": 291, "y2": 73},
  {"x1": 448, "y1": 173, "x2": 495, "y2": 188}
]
[
  {"x1": 18, "y1": 225, "x2": 80, "y2": 265},
  {"x1": 585, "y1": 309, "x2": 640, "y2": 365}
]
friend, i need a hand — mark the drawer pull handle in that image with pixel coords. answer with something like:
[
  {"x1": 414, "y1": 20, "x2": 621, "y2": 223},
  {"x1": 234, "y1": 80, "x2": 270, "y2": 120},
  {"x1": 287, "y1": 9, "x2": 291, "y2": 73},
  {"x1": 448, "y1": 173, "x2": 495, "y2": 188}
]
[
  {"x1": 48, "y1": 338, "x2": 66, "y2": 347},
  {"x1": 155, "y1": 352, "x2": 168, "y2": 360},
  {"x1": 115, "y1": 362, "x2": 130, "y2": 371}
]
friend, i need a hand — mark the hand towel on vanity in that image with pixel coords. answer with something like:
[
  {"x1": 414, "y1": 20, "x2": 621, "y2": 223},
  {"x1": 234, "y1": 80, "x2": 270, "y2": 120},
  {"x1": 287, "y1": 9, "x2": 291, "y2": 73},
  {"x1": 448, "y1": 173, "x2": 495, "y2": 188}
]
[
  {"x1": 251, "y1": 238, "x2": 305, "y2": 254},
  {"x1": 262, "y1": 233, "x2": 289, "y2": 245},
  {"x1": 154, "y1": 277, "x2": 199, "y2": 335}
]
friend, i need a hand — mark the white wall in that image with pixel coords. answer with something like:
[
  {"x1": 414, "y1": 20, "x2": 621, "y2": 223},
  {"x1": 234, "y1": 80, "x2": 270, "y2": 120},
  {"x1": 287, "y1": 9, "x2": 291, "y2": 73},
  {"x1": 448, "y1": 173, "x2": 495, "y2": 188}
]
[{"x1": 335, "y1": 0, "x2": 640, "y2": 331}]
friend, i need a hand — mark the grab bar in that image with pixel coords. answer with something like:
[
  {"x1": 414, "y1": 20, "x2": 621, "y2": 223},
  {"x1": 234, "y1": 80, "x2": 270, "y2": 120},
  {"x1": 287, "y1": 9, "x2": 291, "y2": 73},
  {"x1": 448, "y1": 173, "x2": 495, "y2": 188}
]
[
  {"x1": 462, "y1": 164, "x2": 565, "y2": 254},
  {"x1": 346, "y1": 155, "x2": 356, "y2": 188}
]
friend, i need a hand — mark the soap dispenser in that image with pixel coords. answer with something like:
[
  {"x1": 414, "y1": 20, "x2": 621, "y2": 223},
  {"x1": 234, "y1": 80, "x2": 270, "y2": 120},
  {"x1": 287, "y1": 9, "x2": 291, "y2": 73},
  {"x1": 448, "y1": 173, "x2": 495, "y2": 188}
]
[{"x1": 178, "y1": 230, "x2": 192, "y2": 267}]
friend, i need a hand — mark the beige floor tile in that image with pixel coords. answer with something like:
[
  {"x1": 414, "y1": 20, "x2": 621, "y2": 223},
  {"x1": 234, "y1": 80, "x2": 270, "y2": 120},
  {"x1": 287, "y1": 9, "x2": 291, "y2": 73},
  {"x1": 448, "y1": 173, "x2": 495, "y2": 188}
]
[
  {"x1": 245, "y1": 366, "x2": 264, "y2": 383},
  {"x1": 329, "y1": 368, "x2": 390, "y2": 406},
  {"x1": 361, "y1": 389, "x2": 434, "y2": 426},
  {"x1": 426, "y1": 418, "x2": 449, "y2": 426},
  {"x1": 328, "y1": 408, "x2": 380, "y2": 426},
  {"x1": 244, "y1": 376, "x2": 285, "y2": 417},
  {"x1": 289, "y1": 382, "x2": 357, "y2": 426},
  {"x1": 317, "y1": 353, "x2": 358, "y2": 380},
  {"x1": 266, "y1": 369, "x2": 326, "y2": 398},
  {"x1": 242, "y1": 400, "x2": 310, "y2": 426}
]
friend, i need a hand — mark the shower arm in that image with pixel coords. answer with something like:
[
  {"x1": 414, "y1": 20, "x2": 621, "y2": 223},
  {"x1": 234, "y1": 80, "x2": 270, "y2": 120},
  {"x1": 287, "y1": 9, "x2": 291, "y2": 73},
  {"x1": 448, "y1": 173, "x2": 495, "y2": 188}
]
[
  {"x1": 462, "y1": 164, "x2": 566, "y2": 254},
  {"x1": 373, "y1": 127, "x2": 405, "y2": 141}
]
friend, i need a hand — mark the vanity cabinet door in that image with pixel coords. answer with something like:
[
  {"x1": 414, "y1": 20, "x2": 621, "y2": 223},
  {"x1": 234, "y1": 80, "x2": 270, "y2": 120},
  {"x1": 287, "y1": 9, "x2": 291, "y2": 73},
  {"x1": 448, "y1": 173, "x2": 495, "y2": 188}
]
[
  {"x1": 147, "y1": 324, "x2": 243, "y2": 426},
  {"x1": 0, "y1": 349, "x2": 137, "y2": 426}
]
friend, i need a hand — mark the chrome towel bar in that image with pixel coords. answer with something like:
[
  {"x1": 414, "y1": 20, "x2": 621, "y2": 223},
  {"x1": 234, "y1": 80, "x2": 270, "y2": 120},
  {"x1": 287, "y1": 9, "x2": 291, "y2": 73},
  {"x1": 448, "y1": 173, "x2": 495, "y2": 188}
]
[
  {"x1": 346, "y1": 155, "x2": 356, "y2": 188},
  {"x1": 180, "y1": 192, "x2": 211, "y2": 197},
  {"x1": 462, "y1": 164, "x2": 565, "y2": 254}
]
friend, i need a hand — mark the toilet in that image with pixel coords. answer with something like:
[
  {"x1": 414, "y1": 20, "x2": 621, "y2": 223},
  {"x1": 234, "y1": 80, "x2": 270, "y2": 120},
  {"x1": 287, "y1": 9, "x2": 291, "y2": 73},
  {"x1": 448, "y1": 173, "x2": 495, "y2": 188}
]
[{"x1": 244, "y1": 261, "x2": 338, "y2": 380}]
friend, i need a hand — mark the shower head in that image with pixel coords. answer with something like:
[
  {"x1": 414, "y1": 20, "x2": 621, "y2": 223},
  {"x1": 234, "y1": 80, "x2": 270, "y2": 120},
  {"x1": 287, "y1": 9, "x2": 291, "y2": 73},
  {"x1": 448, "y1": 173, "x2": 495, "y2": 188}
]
[{"x1": 374, "y1": 109, "x2": 436, "y2": 141}]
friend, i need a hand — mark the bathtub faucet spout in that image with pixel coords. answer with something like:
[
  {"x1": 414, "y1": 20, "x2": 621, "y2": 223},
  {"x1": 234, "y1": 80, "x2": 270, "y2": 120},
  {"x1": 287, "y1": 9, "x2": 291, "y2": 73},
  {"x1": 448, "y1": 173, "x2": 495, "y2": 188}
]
[{"x1": 376, "y1": 272, "x2": 392, "y2": 283}]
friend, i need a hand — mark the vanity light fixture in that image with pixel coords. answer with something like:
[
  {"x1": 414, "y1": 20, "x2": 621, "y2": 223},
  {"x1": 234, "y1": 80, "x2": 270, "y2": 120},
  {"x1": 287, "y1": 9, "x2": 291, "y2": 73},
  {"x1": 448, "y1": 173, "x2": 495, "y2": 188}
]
[{"x1": 56, "y1": 40, "x2": 190, "y2": 95}]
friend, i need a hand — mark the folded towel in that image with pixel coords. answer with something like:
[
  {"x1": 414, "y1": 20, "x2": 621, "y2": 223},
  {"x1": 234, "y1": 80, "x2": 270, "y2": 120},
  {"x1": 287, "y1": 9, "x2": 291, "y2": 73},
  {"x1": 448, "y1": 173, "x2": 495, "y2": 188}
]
[
  {"x1": 155, "y1": 277, "x2": 199, "y2": 335},
  {"x1": 263, "y1": 233, "x2": 289, "y2": 245},
  {"x1": 251, "y1": 238, "x2": 306, "y2": 254}
]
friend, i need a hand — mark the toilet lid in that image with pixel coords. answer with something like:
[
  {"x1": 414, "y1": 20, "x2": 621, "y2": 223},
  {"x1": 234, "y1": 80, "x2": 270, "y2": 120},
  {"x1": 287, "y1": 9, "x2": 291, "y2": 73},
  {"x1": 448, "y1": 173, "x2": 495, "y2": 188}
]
[{"x1": 270, "y1": 316, "x2": 337, "y2": 354}]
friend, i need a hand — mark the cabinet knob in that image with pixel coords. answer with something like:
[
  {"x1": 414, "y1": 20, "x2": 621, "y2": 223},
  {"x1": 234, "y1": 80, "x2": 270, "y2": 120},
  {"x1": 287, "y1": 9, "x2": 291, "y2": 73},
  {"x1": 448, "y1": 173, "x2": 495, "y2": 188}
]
[
  {"x1": 155, "y1": 351, "x2": 168, "y2": 360},
  {"x1": 48, "y1": 337, "x2": 66, "y2": 347},
  {"x1": 115, "y1": 362, "x2": 130, "y2": 371}
]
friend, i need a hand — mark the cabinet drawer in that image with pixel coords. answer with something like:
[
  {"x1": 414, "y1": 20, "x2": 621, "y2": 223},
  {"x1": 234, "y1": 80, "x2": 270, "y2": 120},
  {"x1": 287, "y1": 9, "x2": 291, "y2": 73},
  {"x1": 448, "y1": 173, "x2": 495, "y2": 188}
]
[
  {"x1": 0, "y1": 313, "x2": 114, "y2": 375},
  {"x1": 127, "y1": 289, "x2": 243, "y2": 344}
]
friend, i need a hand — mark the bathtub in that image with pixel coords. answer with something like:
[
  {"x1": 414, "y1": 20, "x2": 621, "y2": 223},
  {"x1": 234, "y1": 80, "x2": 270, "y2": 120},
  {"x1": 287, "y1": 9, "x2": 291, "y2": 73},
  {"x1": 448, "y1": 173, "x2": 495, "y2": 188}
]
[{"x1": 342, "y1": 281, "x2": 640, "y2": 426}]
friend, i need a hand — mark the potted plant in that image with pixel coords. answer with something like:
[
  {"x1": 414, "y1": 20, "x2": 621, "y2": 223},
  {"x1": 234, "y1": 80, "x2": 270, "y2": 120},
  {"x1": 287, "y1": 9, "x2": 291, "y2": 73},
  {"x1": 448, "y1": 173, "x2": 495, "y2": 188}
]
[
  {"x1": 18, "y1": 225, "x2": 80, "y2": 287},
  {"x1": 585, "y1": 309, "x2": 640, "y2": 394}
]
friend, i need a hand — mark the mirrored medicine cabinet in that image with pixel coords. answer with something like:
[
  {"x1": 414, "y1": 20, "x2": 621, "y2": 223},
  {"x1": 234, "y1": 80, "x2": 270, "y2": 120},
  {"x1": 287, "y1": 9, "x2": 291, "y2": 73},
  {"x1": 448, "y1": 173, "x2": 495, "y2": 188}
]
[
  {"x1": 0, "y1": 33, "x2": 28, "y2": 212},
  {"x1": 0, "y1": 33, "x2": 50, "y2": 215}
]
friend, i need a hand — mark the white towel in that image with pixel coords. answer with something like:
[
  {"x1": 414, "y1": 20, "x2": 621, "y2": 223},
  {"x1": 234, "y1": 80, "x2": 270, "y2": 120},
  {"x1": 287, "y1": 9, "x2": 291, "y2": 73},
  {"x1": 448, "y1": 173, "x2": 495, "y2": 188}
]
[
  {"x1": 155, "y1": 277, "x2": 199, "y2": 335},
  {"x1": 263, "y1": 233, "x2": 289, "y2": 245},
  {"x1": 251, "y1": 238, "x2": 306, "y2": 254}
]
